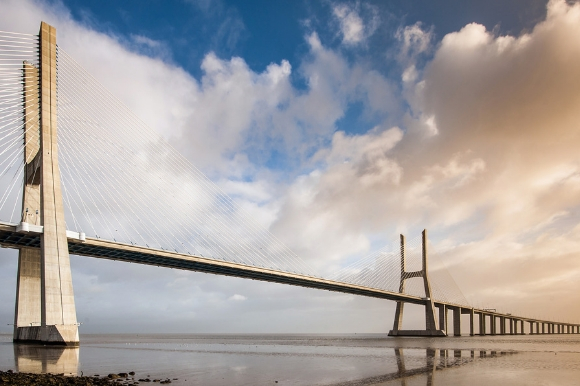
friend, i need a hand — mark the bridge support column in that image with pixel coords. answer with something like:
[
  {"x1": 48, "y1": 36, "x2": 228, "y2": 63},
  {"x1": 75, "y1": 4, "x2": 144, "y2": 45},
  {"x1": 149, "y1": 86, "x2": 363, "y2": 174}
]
[
  {"x1": 438, "y1": 305, "x2": 447, "y2": 335},
  {"x1": 453, "y1": 307, "x2": 461, "y2": 336},
  {"x1": 469, "y1": 309, "x2": 474, "y2": 336},
  {"x1": 490, "y1": 315, "x2": 496, "y2": 335},
  {"x1": 478, "y1": 313, "x2": 486, "y2": 336},
  {"x1": 520, "y1": 320, "x2": 525, "y2": 335},
  {"x1": 390, "y1": 236, "x2": 406, "y2": 335},
  {"x1": 13, "y1": 22, "x2": 78, "y2": 346},
  {"x1": 388, "y1": 230, "x2": 445, "y2": 337},
  {"x1": 529, "y1": 321, "x2": 534, "y2": 335},
  {"x1": 500, "y1": 316, "x2": 505, "y2": 335}
]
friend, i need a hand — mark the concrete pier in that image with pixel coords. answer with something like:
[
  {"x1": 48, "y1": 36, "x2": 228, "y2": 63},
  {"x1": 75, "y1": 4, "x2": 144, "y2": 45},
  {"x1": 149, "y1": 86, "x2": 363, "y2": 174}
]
[
  {"x1": 469, "y1": 309, "x2": 474, "y2": 336},
  {"x1": 13, "y1": 22, "x2": 79, "y2": 346},
  {"x1": 452, "y1": 307, "x2": 461, "y2": 336},
  {"x1": 438, "y1": 305, "x2": 447, "y2": 335}
]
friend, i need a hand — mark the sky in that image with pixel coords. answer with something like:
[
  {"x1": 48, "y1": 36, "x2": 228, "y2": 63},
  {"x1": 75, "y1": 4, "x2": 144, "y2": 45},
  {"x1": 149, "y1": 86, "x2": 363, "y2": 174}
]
[{"x1": 0, "y1": 0, "x2": 580, "y2": 333}]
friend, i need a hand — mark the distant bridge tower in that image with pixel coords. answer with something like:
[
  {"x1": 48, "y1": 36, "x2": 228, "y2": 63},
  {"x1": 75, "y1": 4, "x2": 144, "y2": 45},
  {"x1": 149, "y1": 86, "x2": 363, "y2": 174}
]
[
  {"x1": 13, "y1": 22, "x2": 79, "y2": 345},
  {"x1": 389, "y1": 230, "x2": 445, "y2": 336}
]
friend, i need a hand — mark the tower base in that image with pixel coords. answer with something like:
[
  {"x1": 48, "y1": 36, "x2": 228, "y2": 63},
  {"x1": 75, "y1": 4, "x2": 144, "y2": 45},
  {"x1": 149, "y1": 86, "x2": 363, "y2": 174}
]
[
  {"x1": 388, "y1": 329, "x2": 447, "y2": 337},
  {"x1": 13, "y1": 325, "x2": 79, "y2": 346}
]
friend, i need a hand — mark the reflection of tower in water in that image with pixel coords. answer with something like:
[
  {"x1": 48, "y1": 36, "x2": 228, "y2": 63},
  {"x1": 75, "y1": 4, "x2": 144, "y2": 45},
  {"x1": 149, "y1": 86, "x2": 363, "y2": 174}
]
[
  {"x1": 13, "y1": 345, "x2": 79, "y2": 375},
  {"x1": 390, "y1": 348, "x2": 515, "y2": 386}
]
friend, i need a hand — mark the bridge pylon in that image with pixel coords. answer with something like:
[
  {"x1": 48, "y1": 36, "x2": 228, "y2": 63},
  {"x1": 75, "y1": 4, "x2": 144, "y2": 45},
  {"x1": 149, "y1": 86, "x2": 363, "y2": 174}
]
[
  {"x1": 13, "y1": 22, "x2": 79, "y2": 345},
  {"x1": 388, "y1": 230, "x2": 446, "y2": 337}
]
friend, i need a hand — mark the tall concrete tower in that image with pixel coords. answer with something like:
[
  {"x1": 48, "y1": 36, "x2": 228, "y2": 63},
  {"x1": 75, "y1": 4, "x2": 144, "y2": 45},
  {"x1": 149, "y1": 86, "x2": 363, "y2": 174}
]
[
  {"x1": 388, "y1": 230, "x2": 445, "y2": 336},
  {"x1": 13, "y1": 22, "x2": 79, "y2": 345}
]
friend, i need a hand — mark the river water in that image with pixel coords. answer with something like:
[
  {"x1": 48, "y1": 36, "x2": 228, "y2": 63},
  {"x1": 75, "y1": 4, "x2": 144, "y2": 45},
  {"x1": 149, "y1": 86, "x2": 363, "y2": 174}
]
[{"x1": 0, "y1": 333, "x2": 579, "y2": 385}]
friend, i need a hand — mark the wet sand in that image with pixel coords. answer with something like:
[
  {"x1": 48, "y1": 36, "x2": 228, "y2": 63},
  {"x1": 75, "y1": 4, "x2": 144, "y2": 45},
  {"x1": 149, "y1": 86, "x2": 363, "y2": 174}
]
[{"x1": 0, "y1": 333, "x2": 579, "y2": 385}]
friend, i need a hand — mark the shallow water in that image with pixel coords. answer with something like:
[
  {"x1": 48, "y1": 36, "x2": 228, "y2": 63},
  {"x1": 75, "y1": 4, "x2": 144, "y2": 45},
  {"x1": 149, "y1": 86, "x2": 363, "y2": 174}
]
[{"x1": 0, "y1": 333, "x2": 579, "y2": 385}]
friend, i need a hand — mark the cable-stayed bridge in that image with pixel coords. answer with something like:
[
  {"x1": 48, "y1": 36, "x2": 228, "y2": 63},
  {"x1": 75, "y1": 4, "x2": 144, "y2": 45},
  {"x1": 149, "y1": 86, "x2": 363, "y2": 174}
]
[{"x1": 0, "y1": 23, "x2": 578, "y2": 345}]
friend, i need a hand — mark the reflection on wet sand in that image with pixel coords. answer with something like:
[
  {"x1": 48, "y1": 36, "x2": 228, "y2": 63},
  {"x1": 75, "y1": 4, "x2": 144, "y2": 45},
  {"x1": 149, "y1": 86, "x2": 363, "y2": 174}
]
[
  {"x1": 336, "y1": 348, "x2": 516, "y2": 386},
  {"x1": 13, "y1": 344, "x2": 79, "y2": 375}
]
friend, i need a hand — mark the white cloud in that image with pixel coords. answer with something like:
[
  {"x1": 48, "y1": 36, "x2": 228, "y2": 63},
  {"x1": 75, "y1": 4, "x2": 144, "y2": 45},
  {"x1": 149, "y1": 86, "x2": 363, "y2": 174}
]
[
  {"x1": 333, "y1": 4, "x2": 364, "y2": 44},
  {"x1": 397, "y1": 22, "x2": 432, "y2": 60},
  {"x1": 228, "y1": 294, "x2": 247, "y2": 301},
  {"x1": 332, "y1": 2, "x2": 379, "y2": 45},
  {"x1": 270, "y1": 0, "x2": 580, "y2": 321}
]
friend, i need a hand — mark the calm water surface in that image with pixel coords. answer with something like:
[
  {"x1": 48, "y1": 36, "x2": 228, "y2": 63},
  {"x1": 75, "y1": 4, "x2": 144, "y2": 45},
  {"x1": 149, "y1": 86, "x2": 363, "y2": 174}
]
[{"x1": 1, "y1": 333, "x2": 579, "y2": 385}]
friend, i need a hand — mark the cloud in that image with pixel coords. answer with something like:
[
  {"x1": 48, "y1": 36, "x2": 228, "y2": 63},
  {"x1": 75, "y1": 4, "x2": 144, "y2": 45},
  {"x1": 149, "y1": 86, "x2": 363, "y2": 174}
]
[
  {"x1": 228, "y1": 294, "x2": 247, "y2": 301},
  {"x1": 397, "y1": 22, "x2": 433, "y2": 83},
  {"x1": 333, "y1": 4, "x2": 364, "y2": 44},
  {"x1": 270, "y1": 0, "x2": 580, "y2": 321},
  {"x1": 332, "y1": 2, "x2": 379, "y2": 45},
  {"x1": 397, "y1": 22, "x2": 432, "y2": 61},
  {"x1": 128, "y1": 34, "x2": 172, "y2": 60}
]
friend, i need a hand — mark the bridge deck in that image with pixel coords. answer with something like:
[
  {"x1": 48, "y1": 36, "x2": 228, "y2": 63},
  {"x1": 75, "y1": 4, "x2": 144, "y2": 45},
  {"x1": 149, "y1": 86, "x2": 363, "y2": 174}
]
[
  {"x1": 1, "y1": 222, "x2": 578, "y2": 329},
  {"x1": 0, "y1": 222, "x2": 427, "y2": 305}
]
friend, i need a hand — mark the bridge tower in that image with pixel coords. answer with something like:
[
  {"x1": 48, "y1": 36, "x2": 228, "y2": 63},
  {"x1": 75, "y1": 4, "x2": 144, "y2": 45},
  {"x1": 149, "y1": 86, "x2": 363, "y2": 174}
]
[
  {"x1": 13, "y1": 22, "x2": 79, "y2": 345},
  {"x1": 388, "y1": 230, "x2": 446, "y2": 336}
]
